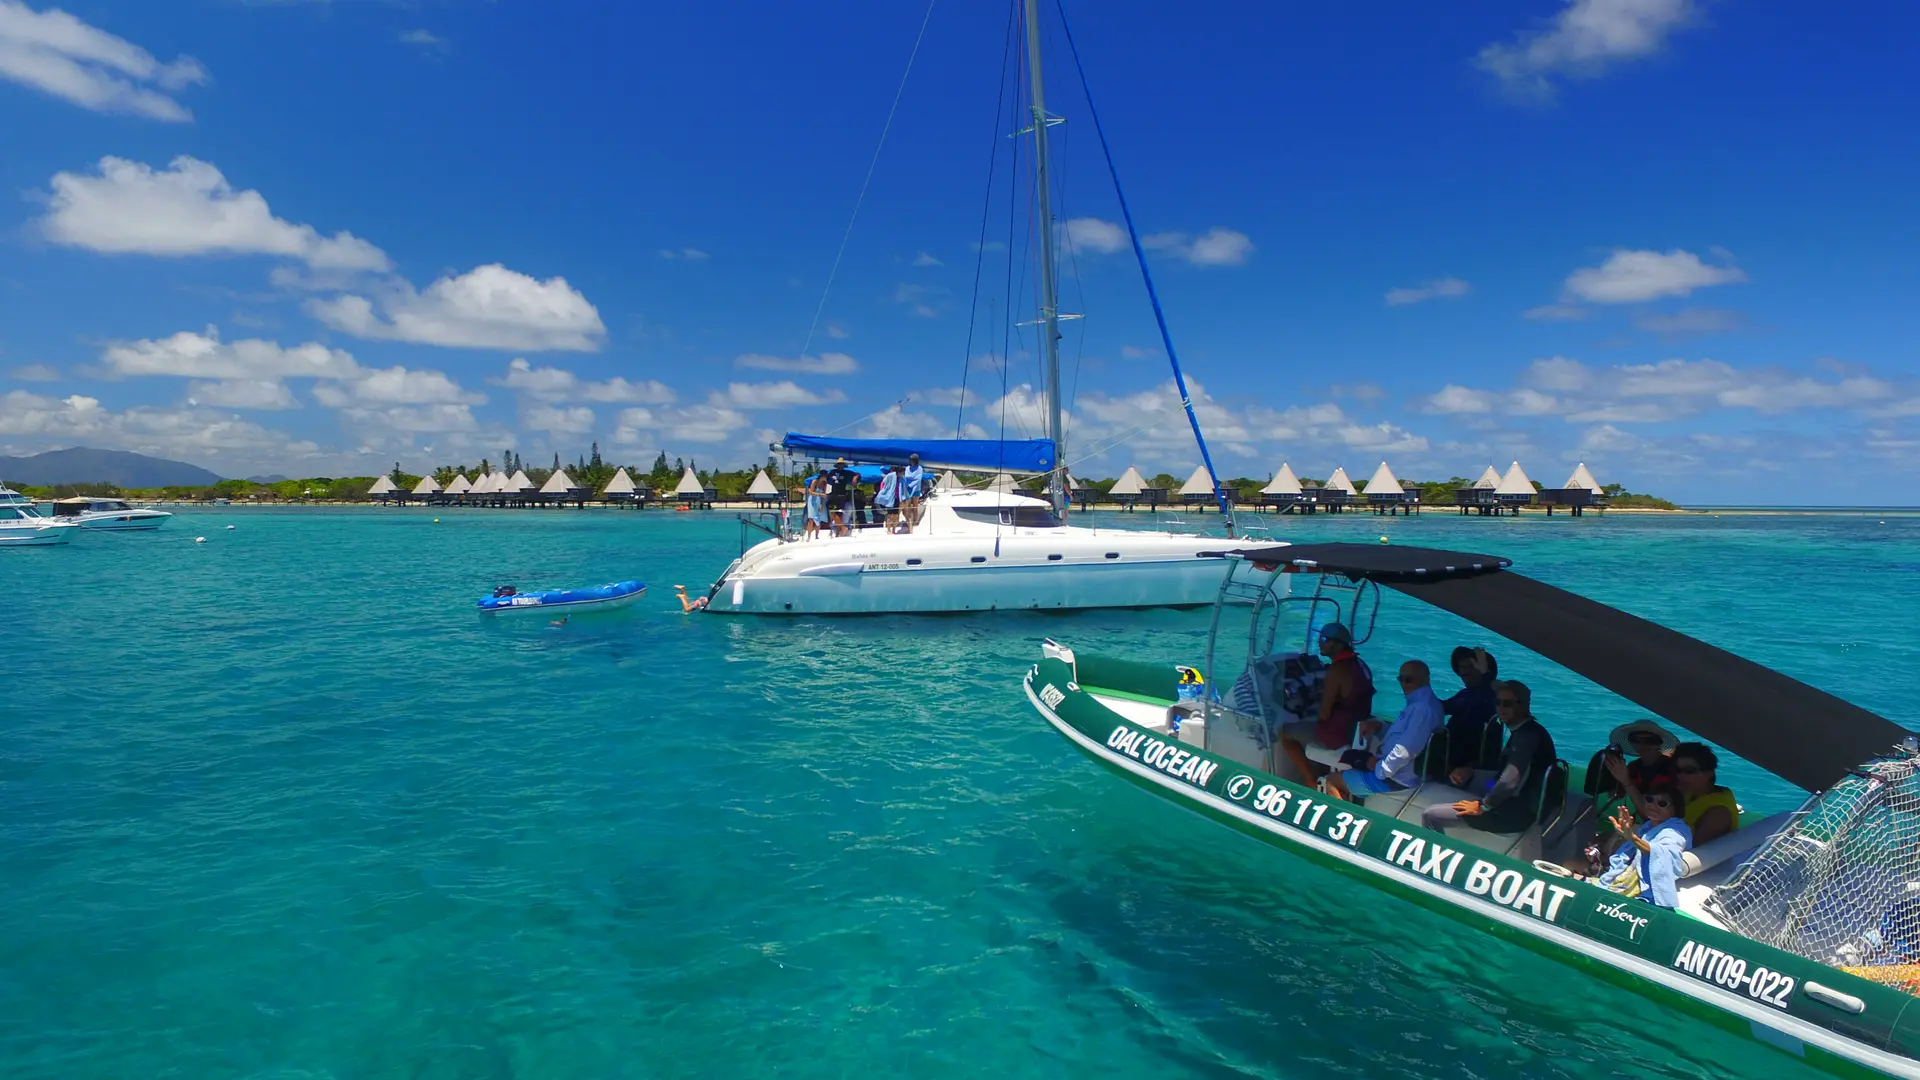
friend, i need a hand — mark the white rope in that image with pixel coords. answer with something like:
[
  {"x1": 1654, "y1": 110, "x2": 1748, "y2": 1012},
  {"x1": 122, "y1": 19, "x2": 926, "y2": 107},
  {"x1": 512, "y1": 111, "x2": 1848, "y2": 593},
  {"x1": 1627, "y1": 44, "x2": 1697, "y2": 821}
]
[{"x1": 796, "y1": 0, "x2": 939, "y2": 365}]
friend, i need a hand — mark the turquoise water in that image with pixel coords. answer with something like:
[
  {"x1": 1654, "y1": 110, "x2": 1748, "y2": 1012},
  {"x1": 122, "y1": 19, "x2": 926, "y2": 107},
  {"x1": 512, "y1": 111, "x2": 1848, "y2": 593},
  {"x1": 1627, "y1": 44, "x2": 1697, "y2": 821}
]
[{"x1": 6, "y1": 507, "x2": 1918, "y2": 1079}]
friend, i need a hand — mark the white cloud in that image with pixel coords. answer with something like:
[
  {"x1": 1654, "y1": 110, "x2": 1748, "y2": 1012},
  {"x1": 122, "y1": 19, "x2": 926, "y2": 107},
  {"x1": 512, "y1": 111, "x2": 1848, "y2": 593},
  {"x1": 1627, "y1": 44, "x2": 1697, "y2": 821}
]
[
  {"x1": 1119, "y1": 345, "x2": 1156, "y2": 360},
  {"x1": 893, "y1": 283, "x2": 939, "y2": 318},
  {"x1": 328, "y1": 403, "x2": 479, "y2": 435},
  {"x1": 657, "y1": 247, "x2": 709, "y2": 260},
  {"x1": 1386, "y1": 277, "x2": 1471, "y2": 306},
  {"x1": 710, "y1": 381, "x2": 846, "y2": 410},
  {"x1": 1337, "y1": 422, "x2": 1429, "y2": 454},
  {"x1": 319, "y1": 366, "x2": 480, "y2": 407},
  {"x1": 1563, "y1": 248, "x2": 1746, "y2": 304},
  {"x1": 825, "y1": 324, "x2": 849, "y2": 340},
  {"x1": 497, "y1": 358, "x2": 674, "y2": 404},
  {"x1": 1060, "y1": 217, "x2": 1128, "y2": 255},
  {"x1": 1145, "y1": 227, "x2": 1255, "y2": 267},
  {"x1": 1434, "y1": 355, "x2": 1909, "y2": 429},
  {"x1": 1524, "y1": 356, "x2": 1592, "y2": 391},
  {"x1": 1477, "y1": 0, "x2": 1698, "y2": 104},
  {"x1": 734, "y1": 351, "x2": 859, "y2": 375},
  {"x1": 398, "y1": 29, "x2": 448, "y2": 53},
  {"x1": 1578, "y1": 423, "x2": 1639, "y2": 453},
  {"x1": 8, "y1": 363, "x2": 59, "y2": 381},
  {"x1": 0, "y1": 388, "x2": 327, "y2": 468},
  {"x1": 102, "y1": 326, "x2": 360, "y2": 380},
  {"x1": 523, "y1": 404, "x2": 595, "y2": 436},
  {"x1": 1523, "y1": 303, "x2": 1588, "y2": 321},
  {"x1": 187, "y1": 379, "x2": 297, "y2": 410},
  {"x1": 1421, "y1": 383, "x2": 1560, "y2": 417},
  {"x1": 912, "y1": 251, "x2": 942, "y2": 267},
  {"x1": 1061, "y1": 219, "x2": 1252, "y2": 267},
  {"x1": 308, "y1": 264, "x2": 606, "y2": 352},
  {"x1": 1422, "y1": 385, "x2": 1497, "y2": 414},
  {"x1": 0, "y1": 0, "x2": 207, "y2": 121},
  {"x1": 41, "y1": 157, "x2": 390, "y2": 271}
]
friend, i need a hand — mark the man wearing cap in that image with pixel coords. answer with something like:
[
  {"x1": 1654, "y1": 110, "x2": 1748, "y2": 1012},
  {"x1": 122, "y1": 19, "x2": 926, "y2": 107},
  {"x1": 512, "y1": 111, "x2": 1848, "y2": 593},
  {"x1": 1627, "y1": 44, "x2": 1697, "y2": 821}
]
[
  {"x1": 824, "y1": 457, "x2": 857, "y2": 537},
  {"x1": 1278, "y1": 621, "x2": 1375, "y2": 786}
]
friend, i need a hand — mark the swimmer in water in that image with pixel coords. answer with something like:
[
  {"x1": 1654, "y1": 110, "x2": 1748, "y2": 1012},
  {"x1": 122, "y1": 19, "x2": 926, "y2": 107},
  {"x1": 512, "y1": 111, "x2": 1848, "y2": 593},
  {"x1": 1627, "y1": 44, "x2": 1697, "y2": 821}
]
[
  {"x1": 548, "y1": 615, "x2": 569, "y2": 628},
  {"x1": 673, "y1": 584, "x2": 709, "y2": 612}
]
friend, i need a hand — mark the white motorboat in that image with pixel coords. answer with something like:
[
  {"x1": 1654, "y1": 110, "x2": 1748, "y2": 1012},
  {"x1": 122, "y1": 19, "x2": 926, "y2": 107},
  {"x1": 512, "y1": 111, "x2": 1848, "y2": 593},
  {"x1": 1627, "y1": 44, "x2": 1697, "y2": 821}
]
[
  {"x1": 705, "y1": 478, "x2": 1256, "y2": 615},
  {"x1": 0, "y1": 486, "x2": 81, "y2": 546},
  {"x1": 49, "y1": 496, "x2": 172, "y2": 530}
]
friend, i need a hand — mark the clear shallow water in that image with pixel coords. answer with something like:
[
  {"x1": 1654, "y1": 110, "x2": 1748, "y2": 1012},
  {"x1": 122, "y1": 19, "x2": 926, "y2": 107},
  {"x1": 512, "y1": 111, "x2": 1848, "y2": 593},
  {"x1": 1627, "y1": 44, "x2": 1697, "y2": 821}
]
[{"x1": 5, "y1": 507, "x2": 1917, "y2": 1080}]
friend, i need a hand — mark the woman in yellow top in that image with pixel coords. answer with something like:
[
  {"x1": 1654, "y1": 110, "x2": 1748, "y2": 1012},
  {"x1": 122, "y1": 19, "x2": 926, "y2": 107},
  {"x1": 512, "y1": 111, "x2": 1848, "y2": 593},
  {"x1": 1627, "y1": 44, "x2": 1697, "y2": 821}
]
[{"x1": 1672, "y1": 741, "x2": 1741, "y2": 846}]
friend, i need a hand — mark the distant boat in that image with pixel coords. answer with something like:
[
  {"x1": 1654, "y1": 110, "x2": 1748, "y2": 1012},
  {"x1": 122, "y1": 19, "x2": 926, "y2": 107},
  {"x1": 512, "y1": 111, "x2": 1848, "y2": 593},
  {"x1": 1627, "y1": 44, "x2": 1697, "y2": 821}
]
[
  {"x1": 0, "y1": 486, "x2": 80, "y2": 546},
  {"x1": 476, "y1": 580, "x2": 646, "y2": 613},
  {"x1": 48, "y1": 496, "x2": 172, "y2": 531}
]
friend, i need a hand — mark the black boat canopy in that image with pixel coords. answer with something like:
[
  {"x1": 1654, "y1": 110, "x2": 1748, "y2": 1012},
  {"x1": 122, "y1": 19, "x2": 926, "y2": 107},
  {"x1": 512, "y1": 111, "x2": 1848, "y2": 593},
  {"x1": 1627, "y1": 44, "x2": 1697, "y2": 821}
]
[{"x1": 1225, "y1": 542, "x2": 1909, "y2": 794}]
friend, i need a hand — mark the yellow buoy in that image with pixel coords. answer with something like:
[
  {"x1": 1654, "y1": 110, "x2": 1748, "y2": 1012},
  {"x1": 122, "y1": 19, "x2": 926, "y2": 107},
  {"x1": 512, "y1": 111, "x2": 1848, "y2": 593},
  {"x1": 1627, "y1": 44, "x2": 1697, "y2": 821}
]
[
  {"x1": 434, "y1": 518, "x2": 441, "y2": 523},
  {"x1": 1379, "y1": 536, "x2": 1390, "y2": 544}
]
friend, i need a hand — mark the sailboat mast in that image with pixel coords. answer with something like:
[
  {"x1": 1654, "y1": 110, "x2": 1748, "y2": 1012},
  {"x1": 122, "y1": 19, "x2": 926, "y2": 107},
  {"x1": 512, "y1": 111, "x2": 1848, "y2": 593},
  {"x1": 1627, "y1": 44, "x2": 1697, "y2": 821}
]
[{"x1": 1022, "y1": 0, "x2": 1067, "y2": 515}]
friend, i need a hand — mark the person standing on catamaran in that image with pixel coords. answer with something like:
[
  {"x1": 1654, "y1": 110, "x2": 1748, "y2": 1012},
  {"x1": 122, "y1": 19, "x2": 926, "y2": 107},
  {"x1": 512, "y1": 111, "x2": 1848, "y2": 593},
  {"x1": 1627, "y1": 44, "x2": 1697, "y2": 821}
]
[{"x1": 901, "y1": 453, "x2": 925, "y2": 529}]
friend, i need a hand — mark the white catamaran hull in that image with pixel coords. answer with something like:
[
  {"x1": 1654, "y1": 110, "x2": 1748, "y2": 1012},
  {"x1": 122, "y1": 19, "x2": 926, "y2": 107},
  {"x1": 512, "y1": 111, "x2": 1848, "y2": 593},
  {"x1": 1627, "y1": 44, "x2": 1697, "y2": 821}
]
[
  {"x1": 709, "y1": 537, "x2": 1232, "y2": 614},
  {"x1": 705, "y1": 489, "x2": 1258, "y2": 615}
]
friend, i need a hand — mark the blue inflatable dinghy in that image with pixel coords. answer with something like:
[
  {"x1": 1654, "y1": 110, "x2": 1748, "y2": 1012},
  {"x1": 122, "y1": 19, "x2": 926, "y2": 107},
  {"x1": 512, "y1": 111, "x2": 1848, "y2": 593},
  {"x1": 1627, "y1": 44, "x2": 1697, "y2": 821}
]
[{"x1": 476, "y1": 580, "x2": 646, "y2": 613}]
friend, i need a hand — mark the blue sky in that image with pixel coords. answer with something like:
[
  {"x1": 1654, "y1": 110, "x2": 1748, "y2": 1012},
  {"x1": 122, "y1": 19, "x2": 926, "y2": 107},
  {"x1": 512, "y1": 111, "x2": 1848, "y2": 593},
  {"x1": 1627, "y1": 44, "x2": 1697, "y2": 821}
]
[{"x1": 2, "y1": 0, "x2": 1917, "y2": 502}]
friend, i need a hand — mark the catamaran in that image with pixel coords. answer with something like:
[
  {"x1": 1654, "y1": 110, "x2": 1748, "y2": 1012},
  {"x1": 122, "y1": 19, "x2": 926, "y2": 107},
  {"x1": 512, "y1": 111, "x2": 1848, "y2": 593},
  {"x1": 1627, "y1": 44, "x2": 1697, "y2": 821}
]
[
  {"x1": 1024, "y1": 542, "x2": 1920, "y2": 1078},
  {"x1": 700, "y1": 0, "x2": 1268, "y2": 615}
]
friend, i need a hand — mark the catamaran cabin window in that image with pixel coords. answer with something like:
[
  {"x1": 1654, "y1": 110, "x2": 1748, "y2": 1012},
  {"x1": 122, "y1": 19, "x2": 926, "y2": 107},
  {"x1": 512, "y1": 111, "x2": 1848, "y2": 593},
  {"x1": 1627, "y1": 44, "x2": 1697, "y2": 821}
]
[{"x1": 952, "y1": 506, "x2": 1063, "y2": 529}]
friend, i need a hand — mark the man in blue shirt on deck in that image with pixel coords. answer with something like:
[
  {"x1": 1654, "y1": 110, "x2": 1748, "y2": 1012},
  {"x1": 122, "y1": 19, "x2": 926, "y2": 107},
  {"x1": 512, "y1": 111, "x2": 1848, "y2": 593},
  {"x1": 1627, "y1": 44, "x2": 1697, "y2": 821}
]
[{"x1": 1327, "y1": 660, "x2": 1444, "y2": 802}]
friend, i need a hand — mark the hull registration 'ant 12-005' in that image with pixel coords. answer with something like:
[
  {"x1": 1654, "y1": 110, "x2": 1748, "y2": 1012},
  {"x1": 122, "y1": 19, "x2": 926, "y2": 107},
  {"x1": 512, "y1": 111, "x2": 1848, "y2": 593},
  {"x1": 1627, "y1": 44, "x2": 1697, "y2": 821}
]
[{"x1": 1025, "y1": 542, "x2": 1920, "y2": 1079}]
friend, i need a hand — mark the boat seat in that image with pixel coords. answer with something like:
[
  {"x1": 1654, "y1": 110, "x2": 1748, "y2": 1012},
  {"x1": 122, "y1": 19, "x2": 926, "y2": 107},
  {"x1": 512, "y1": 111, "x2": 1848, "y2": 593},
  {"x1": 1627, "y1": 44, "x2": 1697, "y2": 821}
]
[
  {"x1": 1389, "y1": 760, "x2": 1571, "y2": 865},
  {"x1": 1678, "y1": 810, "x2": 1793, "y2": 879}
]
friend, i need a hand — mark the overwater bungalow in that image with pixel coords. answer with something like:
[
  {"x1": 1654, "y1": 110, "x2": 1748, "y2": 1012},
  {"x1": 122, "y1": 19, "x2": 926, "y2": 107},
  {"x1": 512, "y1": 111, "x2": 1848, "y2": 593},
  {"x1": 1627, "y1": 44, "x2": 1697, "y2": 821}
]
[
  {"x1": 539, "y1": 467, "x2": 585, "y2": 506},
  {"x1": 1108, "y1": 465, "x2": 1147, "y2": 511},
  {"x1": 1321, "y1": 467, "x2": 1357, "y2": 513},
  {"x1": 745, "y1": 468, "x2": 783, "y2": 507},
  {"x1": 603, "y1": 467, "x2": 641, "y2": 506},
  {"x1": 1539, "y1": 462, "x2": 1609, "y2": 516},
  {"x1": 410, "y1": 475, "x2": 441, "y2": 502},
  {"x1": 1363, "y1": 461, "x2": 1415, "y2": 515},
  {"x1": 1454, "y1": 464, "x2": 1503, "y2": 515},
  {"x1": 673, "y1": 466, "x2": 709, "y2": 508},
  {"x1": 1178, "y1": 465, "x2": 1224, "y2": 511},
  {"x1": 1493, "y1": 461, "x2": 1537, "y2": 513},
  {"x1": 938, "y1": 469, "x2": 965, "y2": 494},
  {"x1": 367, "y1": 475, "x2": 399, "y2": 503},
  {"x1": 1257, "y1": 463, "x2": 1304, "y2": 513},
  {"x1": 444, "y1": 473, "x2": 472, "y2": 502}
]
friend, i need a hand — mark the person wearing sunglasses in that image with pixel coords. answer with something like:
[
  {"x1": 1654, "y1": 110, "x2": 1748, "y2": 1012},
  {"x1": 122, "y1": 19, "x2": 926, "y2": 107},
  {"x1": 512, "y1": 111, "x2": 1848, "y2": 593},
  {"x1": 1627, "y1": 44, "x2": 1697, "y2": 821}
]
[
  {"x1": 1593, "y1": 787, "x2": 1692, "y2": 909},
  {"x1": 1672, "y1": 741, "x2": 1742, "y2": 847},
  {"x1": 1326, "y1": 660, "x2": 1445, "y2": 802},
  {"x1": 1595, "y1": 718, "x2": 1678, "y2": 821},
  {"x1": 1277, "y1": 622, "x2": 1374, "y2": 788},
  {"x1": 1421, "y1": 680, "x2": 1556, "y2": 836}
]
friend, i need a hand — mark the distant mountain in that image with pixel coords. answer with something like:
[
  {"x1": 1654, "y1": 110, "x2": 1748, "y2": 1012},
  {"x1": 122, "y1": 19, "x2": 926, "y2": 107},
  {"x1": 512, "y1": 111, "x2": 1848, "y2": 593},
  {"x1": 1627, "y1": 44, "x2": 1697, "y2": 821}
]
[
  {"x1": 247, "y1": 474, "x2": 290, "y2": 484},
  {"x1": 0, "y1": 447, "x2": 225, "y2": 488}
]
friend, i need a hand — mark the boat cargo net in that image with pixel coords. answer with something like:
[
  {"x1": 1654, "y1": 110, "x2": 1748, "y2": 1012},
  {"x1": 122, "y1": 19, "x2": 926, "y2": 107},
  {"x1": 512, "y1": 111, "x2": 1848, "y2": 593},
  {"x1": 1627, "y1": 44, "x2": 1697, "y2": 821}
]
[{"x1": 1710, "y1": 750, "x2": 1920, "y2": 993}]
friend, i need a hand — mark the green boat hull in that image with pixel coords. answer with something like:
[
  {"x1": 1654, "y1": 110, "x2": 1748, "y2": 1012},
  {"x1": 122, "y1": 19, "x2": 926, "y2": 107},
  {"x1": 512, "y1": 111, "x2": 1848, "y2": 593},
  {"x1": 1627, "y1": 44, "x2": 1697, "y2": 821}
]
[{"x1": 1026, "y1": 652, "x2": 1920, "y2": 1080}]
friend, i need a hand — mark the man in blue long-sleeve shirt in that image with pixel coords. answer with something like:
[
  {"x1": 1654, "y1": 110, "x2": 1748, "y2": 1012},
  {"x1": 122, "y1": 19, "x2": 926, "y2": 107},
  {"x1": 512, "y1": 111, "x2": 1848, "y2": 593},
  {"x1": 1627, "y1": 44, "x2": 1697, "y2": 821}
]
[{"x1": 1328, "y1": 660, "x2": 1445, "y2": 802}]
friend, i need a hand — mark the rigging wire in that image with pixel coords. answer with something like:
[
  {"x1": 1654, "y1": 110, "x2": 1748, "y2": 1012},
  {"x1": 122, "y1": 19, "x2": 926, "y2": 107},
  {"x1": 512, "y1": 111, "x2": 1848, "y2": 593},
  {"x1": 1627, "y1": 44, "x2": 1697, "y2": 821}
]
[
  {"x1": 1053, "y1": 0, "x2": 1235, "y2": 535},
  {"x1": 957, "y1": 0, "x2": 1020, "y2": 439},
  {"x1": 795, "y1": 0, "x2": 939, "y2": 367},
  {"x1": 1055, "y1": 117, "x2": 1090, "y2": 469}
]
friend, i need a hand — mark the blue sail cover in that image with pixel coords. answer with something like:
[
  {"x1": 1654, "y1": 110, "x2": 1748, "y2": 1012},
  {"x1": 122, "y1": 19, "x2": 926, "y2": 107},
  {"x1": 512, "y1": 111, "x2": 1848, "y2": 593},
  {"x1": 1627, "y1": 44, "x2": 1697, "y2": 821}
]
[{"x1": 781, "y1": 434, "x2": 1055, "y2": 475}]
